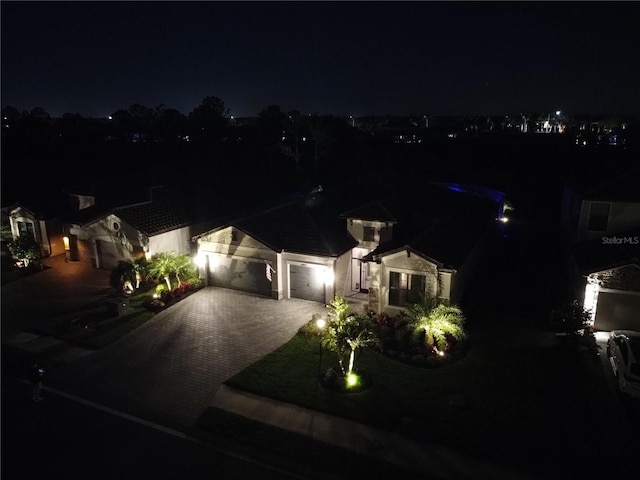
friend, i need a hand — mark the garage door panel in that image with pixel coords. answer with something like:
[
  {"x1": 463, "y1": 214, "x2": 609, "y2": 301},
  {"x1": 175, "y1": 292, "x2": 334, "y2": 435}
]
[
  {"x1": 290, "y1": 265, "x2": 325, "y2": 303},
  {"x1": 209, "y1": 256, "x2": 272, "y2": 297},
  {"x1": 595, "y1": 291, "x2": 640, "y2": 331}
]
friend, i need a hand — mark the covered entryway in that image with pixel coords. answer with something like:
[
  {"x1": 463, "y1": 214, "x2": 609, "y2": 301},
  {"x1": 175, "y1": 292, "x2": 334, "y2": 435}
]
[
  {"x1": 208, "y1": 255, "x2": 272, "y2": 297},
  {"x1": 289, "y1": 264, "x2": 326, "y2": 303}
]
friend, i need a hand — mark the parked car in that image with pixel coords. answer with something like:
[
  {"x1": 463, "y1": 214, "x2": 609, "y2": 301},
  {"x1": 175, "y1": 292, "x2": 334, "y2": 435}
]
[{"x1": 607, "y1": 330, "x2": 640, "y2": 399}]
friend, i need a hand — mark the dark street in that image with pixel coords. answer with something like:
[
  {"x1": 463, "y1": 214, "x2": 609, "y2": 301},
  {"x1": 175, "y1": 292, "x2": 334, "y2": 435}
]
[{"x1": 1, "y1": 375, "x2": 312, "y2": 480}]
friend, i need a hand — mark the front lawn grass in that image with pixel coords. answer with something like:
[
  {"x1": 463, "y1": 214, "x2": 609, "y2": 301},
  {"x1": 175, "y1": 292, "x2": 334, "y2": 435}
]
[
  {"x1": 56, "y1": 289, "x2": 157, "y2": 349},
  {"x1": 203, "y1": 322, "x2": 618, "y2": 479},
  {"x1": 58, "y1": 309, "x2": 155, "y2": 349}
]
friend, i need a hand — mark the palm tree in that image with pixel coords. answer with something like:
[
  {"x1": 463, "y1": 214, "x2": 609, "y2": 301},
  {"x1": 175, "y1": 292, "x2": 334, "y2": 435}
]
[
  {"x1": 322, "y1": 296, "x2": 379, "y2": 374},
  {"x1": 413, "y1": 304, "x2": 466, "y2": 354},
  {"x1": 146, "y1": 252, "x2": 176, "y2": 291},
  {"x1": 172, "y1": 253, "x2": 195, "y2": 287},
  {"x1": 342, "y1": 315, "x2": 379, "y2": 374},
  {"x1": 131, "y1": 256, "x2": 148, "y2": 288}
]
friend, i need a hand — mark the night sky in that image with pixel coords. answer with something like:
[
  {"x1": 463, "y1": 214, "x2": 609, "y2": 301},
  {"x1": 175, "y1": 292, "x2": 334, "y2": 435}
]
[{"x1": 2, "y1": 1, "x2": 640, "y2": 118}]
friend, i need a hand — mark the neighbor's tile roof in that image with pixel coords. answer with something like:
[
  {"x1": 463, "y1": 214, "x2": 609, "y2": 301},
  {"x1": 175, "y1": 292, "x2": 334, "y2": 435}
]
[
  {"x1": 114, "y1": 190, "x2": 192, "y2": 237},
  {"x1": 65, "y1": 188, "x2": 193, "y2": 237}
]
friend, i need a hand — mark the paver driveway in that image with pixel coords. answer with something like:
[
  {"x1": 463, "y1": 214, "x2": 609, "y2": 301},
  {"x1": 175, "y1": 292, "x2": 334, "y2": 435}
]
[{"x1": 48, "y1": 287, "x2": 327, "y2": 431}]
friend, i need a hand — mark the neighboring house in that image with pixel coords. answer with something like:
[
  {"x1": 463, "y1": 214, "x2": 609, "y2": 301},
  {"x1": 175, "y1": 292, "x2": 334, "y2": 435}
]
[
  {"x1": 571, "y1": 229, "x2": 640, "y2": 331},
  {"x1": 563, "y1": 168, "x2": 640, "y2": 330},
  {"x1": 562, "y1": 168, "x2": 640, "y2": 242},
  {"x1": 64, "y1": 186, "x2": 213, "y2": 270},
  {"x1": 1, "y1": 202, "x2": 66, "y2": 258},
  {"x1": 194, "y1": 180, "x2": 503, "y2": 313}
]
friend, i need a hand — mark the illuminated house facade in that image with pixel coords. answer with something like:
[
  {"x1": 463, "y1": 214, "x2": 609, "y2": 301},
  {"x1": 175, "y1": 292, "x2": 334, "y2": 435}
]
[
  {"x1": 194, "y1": 181, "x2": 502, "y2": 314},
  {"x1": 564, "y1": 168, "x2": 640, "y2": 331},
  {"x1": 63, "y1": 187, "x2": 211, "y2": 270},
  {"x1": 1, "y1": 202, "x2": 66, "y2": 258}
]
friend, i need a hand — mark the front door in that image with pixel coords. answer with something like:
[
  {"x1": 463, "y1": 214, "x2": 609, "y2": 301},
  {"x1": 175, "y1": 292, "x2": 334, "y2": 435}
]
[{"x1": 359, "y1": 261, "x2": 370, "y2": 293}]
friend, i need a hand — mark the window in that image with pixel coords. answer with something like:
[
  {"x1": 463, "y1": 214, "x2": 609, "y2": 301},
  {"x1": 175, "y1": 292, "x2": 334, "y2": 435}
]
[
  {"x1": 363, "y1": 226, "x2": 375, "y2": 242},
  {"x1": 587, "y1": 202, "x2": 610, "y2": 231},
  {"x1": 17, "y1": 221, "x2": 35, "y2": 239},
  {"x1": 389, "y1": 272, "x2": 426, "y2": 306},
  {"x1": 231, "y1": 230, "x2": 238, "y2": 242}
]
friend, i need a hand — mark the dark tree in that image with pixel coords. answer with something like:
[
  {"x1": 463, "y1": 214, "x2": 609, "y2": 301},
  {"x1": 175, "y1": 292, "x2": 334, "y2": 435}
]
[
  {"x1": 1, "y1": 106, "x2": 21, "y2": 121},
  {"x1": 188, "y1": 96, "x2": 229, "y2": 139}
]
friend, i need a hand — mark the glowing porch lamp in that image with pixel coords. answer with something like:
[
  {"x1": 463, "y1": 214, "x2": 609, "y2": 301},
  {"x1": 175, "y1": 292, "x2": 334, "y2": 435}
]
[{"x1": 63, "y1": 236, "x2": 70, "y2": 251}]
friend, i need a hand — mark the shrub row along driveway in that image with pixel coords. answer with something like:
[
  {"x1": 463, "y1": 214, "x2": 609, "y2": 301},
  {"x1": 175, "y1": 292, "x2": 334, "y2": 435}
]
[{"x1": 46, "y1": 288, "x2": 326, "y2": 431}]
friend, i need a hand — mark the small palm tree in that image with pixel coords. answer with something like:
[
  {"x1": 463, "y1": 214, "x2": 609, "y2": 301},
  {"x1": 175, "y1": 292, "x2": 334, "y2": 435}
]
[
  {"x1": 131, "y1": 256, "x2": 148, "y2": 288},
  {"x1": 172, "y1": 253, "x2": 195, "y2": 287},
  {"x1": 343, "y1": 315, "x2": 379, "y2": 374},
  {"x1": 322, "y1": 296, "x2": 379, "y2": 374},
  {"x1": 147, "y1": 252, "x2": 176, "y2": 291},
  {"x1": 414, "y1": 304, "x2": 466, "y2": 354}
]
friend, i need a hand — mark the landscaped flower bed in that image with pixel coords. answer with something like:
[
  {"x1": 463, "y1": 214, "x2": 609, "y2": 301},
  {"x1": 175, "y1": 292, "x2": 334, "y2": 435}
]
[
  {"x1": 368, "y1": 305, "x2": 469, "y2": 368},
  {"x1": 143, "y1": 281, "x2": 202, "y2": 312}
]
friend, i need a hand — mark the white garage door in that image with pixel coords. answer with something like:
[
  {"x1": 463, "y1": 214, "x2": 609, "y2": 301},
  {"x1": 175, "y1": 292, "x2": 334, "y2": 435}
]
[
  {"x1": 595, "y1": 290, "x2": 640, "y2": 331},
  {"x1": 289, "y1": 264, "x2": 325, "y2": 303}
]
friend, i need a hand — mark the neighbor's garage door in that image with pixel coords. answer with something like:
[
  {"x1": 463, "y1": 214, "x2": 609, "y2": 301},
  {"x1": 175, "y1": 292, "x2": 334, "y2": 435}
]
[
  {"x1": 595, "y1": 290, "x2": 640, "y2": 331},
  {"x1": 209, "y1": 256, "x2": 272, "y2": 297},
  {"x1": 289, "y1": 264, "x2": 325, "y2": 303}
]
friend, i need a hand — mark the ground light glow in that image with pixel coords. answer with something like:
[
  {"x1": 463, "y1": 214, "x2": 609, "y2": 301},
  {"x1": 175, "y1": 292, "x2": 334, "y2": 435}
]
[{"x1": 346, "y1": 372, "x2": 359, "y2": 388}]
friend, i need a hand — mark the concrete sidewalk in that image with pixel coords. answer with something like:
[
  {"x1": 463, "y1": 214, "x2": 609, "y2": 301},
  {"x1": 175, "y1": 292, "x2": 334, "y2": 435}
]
[{"x1": 211, "y1": 385, "x2": 541, "y2": 480}]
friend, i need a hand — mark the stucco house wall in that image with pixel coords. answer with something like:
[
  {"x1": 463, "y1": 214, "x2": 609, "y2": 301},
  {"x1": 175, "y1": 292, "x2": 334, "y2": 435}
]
[
  {"x1": 346, "y1": 219, "x2": 394, "y2": 248},
  {"x1": 148, "y1": 226, "x2": 194, "y2": 257},
  {"x1": 69, "y1": 213, "x2": 140, "y2": 269},
  {"x1": 368, "y1": 250, "x2": 452, "y2": 315},
  {"x1": 196, "y1": 226, "x2": 279, "y2": 298},
  {"x1": 577, "y1": 200, "x2": 640, "y2": 241},
  {"x1": 4, "y1": 205, "x2": 66, "y2": 258}
]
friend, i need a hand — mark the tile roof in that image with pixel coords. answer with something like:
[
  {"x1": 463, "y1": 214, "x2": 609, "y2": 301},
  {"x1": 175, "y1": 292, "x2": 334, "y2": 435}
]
[
  {"x1": 231, "y1": 179, "x2": 498, "y2": 264},
  {"x1": 234, "y1": 197, "x2": 357, "y2": 257},
  {"x1": 64, "y1": 187, "x2": 194, "y2": 237},
  {"x1": 114, "y1": 189, "x2": 192, "y2": 236},
  {"x1": 362, "y1": 183, "x2": 498, "y2": 268}
]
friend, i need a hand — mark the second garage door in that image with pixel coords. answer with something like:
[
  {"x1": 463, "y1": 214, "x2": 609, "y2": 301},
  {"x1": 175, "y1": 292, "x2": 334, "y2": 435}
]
[
  {"x1": 209, "y1": 257, "x2": 272, "y2": 297},
  {"x1": 289, "y1": 264, "x2": 326, "y2": 303}
]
